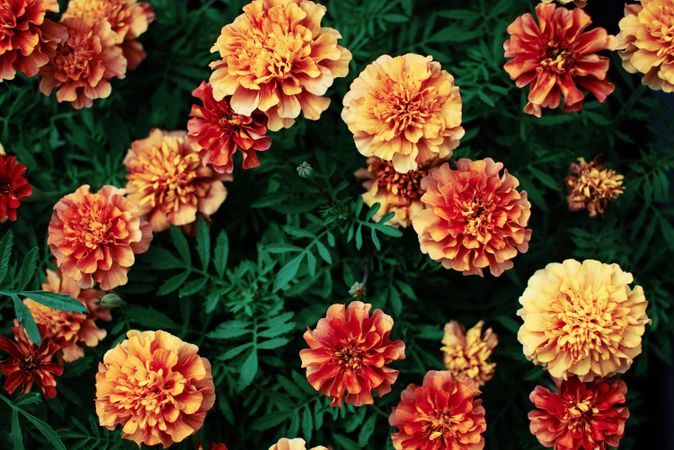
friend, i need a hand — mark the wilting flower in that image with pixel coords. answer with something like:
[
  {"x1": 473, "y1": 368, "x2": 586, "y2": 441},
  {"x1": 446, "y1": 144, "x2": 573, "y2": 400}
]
[
  {"x1": 124, "y1": 129, "x2": 231, "y2": 232},
  {"x1": 24, "y1": 269, "x2": 111, "y2": 362},
  {"x1": 0, "y1": 325, "x2": 63, "y2": 398},
  {"x1": 565, "y1": 157, "x2": 624, "y2": 218},
  {"x1": 0, "y1": 154, "x2": 32, "y2": 222},
  {"x1": 299, "y1": 301, "x2": 406, "y2": 407},
  {"x1": 412, "y1": 158, "x2": 532, "y2": 277},
  {"x1": 518, "y1": 259, "x2": 650, "y2": 381},
  {"x1": 389, "y1": 370, "x2": 486, "y2": 450},
  {"x1": 47, "y1": 184, "x2": 152, "y2": 291},
  {"x1": 541, "y1": 0, "x2": 587, "y2": 7},
  {"x1": 441, "y1": 320, "x2": 498, "y2": 386},
  {"x1": 39, "y1": 17, "x2": 127, "y2": 109},
  {"x1": 95, "y1": 330, "x2": 215, "y2": 448},
  {"x1": 342, "y1": 54, "x2": 464, "y2": 173},
  {"x1": 187, "y1": 82, "x2": 272, "y2": 174},
  {"x1": 0, "y1": 0, "x2": 66, "y2": 81},
  {"x1": 355, "y1": 157, "x2": 429, "y2": 228},
  {"x1": 503, "y1": 3, "x2": 615, "y2": 117},
  {"x1": 529, "y1": 377, "x2": 629, "y2": 450},
  {"x1": 269, "y1": 438, "x2": 327, "y2": 450}
]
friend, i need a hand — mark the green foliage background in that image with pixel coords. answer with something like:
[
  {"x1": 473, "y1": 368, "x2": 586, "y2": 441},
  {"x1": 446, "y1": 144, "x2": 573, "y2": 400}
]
[{"x1": 1, "y1": 0, "x2": 674, "y2": 448}]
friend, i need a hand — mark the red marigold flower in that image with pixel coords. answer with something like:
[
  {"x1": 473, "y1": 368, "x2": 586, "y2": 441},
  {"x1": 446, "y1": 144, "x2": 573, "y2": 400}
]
[
  {"x1": 503, "y1": 3, "x2": 615, "y2": 117},
  {"x1": 47, "y1": 184, "x2": 153, "y2": 291},
  {"x1": 0, "y1": 0, "x2": 66, "y2": 81},
  {"x1": 529, "y1": 377, "x2": 629, "y2": 450},
  {"x1": 0, "y1": 325, "x2": 64, "y2": 399},
  {"x1": 299, "y1": 301, "x2": 406, "y2": 407},
  {"x1": 38, "y1": 16, "x2": 127, "y2": 109},
  {"x1": 188, "y1": 82, "x2": 272, "y2": 174},
  {"x1": 389, "y1": 370, "x2": 486, "y2": 450},
  {"x1": 0, "y1": 153, "x2": 32, "y2": 222}
]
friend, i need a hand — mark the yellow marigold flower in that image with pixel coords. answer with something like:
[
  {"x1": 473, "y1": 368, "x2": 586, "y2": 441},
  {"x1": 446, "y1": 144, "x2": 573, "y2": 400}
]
[
  {"x1": 209, "y1": 0, "x2": 351, "y2": 131},
  {"x1": 342, "y1": 54, "x2": 464, "y2": 173},
  {"x1": 441, "y1": 320, "x2": 498, "y2": 386},
  {"x1": 269, "y1": 438, "x2": 327, "y2": 450},
  {"x1": 565, "y1": 157, "x2": 624, "y2": 218},
  {"x1": 95, "y1": 330, "x2": 215, "y2": 448},
  {"x1": 518, "y1": 259, "x2": 650, "y2": 381}
]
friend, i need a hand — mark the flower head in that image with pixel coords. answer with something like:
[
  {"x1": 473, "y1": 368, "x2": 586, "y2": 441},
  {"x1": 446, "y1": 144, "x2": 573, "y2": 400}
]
[
  {"x1": 95, "y1": 330, "x2": 215, "y2": 448},
  {"x1": 389, "y1": 370, "x2": 486, "y2": 450},
  {"x1": 209, "y1": 0, "x2": 351, "y2": 131},
  {"x1": 342, "y1": 54, "x2": 464, "y2": 173},
  {"x1": 0, "y1": 154, "x2": 32, "y2": 222},
  {"x1": 39, "y1": 16, "x2": 127, "y2": 109},
  {"x1": 47, "y1": 184, "x2": 153, "y2": 291},
  {"x1": 412, "y1": 158, "x2": 532, "y2": 277},
  {"x1": 441, "y1": 320, "x2": 498, "y2": 386},
  {"x1": 124, "y1": 129, "x2": 231, "y2": 232},
  {"x1": 0, "y1": 325, "x2": 63, "y2": 398},
  {"x1": 565, "y1": 157, "x2": 624, "y2": 218},
  {"x1": 518, "y1": 259, "x2": 650, "y2": 381},
  {"x1": 504, "y1": 3, "x2": 615, "y2": 117},
  {"x1": 529, "y1": 377, "x2": 629, "y2": 450},
  {"x1": 269, "y1": 438, "x2": 327, "y2": 450},
  {"x1": 299, "y1": 301, "x2": 405, "y2": 407},
  {"x1": 187, "y1": 82, "x2": 272, "y2": 174},
  {"x1": 25, "y1": 269, "x2": 111, "y2": 362}
]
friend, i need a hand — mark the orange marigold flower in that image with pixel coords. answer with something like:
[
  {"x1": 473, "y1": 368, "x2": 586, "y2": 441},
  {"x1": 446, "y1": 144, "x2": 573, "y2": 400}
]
[
  {"x1": 188, "y1": 82, "x2": 272, "y2": 174},
  {"x1": 529, "y1": 377, "x2": 629, "y2": 450},
  {"x1": 124, "y1": 129, "x2": 231, "y2": 232},
  {"x1": 24, "y1": 269, "x2": 111, "y2": 362},
  {"x1": 95, "y1": 330, "x2": 215, "y2": 448},
  {"x1": 412, "y1": 158, "x2": 532, "y2": 277},
  {"x1": 47, "y1": 184, "x2": 153, "y2": 291},
  {"x1": 441, "y1": 320, "x2": 498, "y2": 386},
  {"x1": 503, "y1": 3, "x2": 615, "y2": 117},
  {"x1": 518, "y1": 259, "x2": 650, "y2": 381},
  {"x1": 269, "y1": 438, "x2": 327, "y2": 450},
  {"x1": 38, "y1": 16, "x2": 127, "y2": 109},
  {"x1": 0, "y1": 325, "x2": 64, "y2": 399},
  {"x1": 209, "y1": 0, "x2": 351, "y2": 131},
  {"x1": 342, "y1": 54, "x2": 464, "y2": 173},
  {"x1": 565, "y1": 157, "x2": 624, "y2": 218},
  {"x1": 299, "y1": 301, "x2": 406, "y2": 407},
  {"x1": 389, "y1": 370, "x2": 486, "y2": 450},
  {"x1": 0, "y1": 153, "x2": 32, "y2": 222}
]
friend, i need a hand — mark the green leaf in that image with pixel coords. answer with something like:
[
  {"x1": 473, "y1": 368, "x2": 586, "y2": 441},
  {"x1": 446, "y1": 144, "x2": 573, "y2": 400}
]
[
  {"x1": 315, "y1": 241, "x2": 332, "y2": 264},
  {"x1": 219, "y1": 343, "x2": 252, "y2": 360},
  {"x1": 273, "y1": 254, "x2": 304, "y2": 292},
  {"x1": 179, "y1": 277, "x2": 208, "y2": 298},
  {"x1": 169, "y1": 226, "x2": 191, "y2": 265},
  {"x1": 125, "y1": 305, "x2": 180, "y2": 330},
  {"x1": 0, "y1": 230, "x2": 14, "y2": 286},
  {"x1": 214, "y1": 230, "x2": 229, "y2": 277},
  {"x1": 257, "y1": 337, "x2": 290, "y2": 350},
  {"x1": 238, "y1": 349, "x2": 258, "y2": 390},
  {"x1": 12, "y1": 295, "x2": 40, "y2": 345},
  {"x1": 19, "y1": 291, "x2": 87, "y2": 313},
  {"x1": 358, "y1": 415, "x2": 377, "y2": 447},
  {"x1": 302, "y1": 405, "x2": 313, "y2": 441},
  {"x1": 20, "y1": 410, "x2": 67, "y2": 450},
  {"x1": 157, "y1": 271, "x2": 191, "y2": 296},
  {"x1": 208, "y1": 321, "x2": 251, "y2": 339},
  {"x1": 16, "y1": 248, "x2": 38, "y2": 291},
  {"x1": 366, "y1": 202, "x2": 381, "y2": 221},
  {"x1": 196, "y1": 217, "x2": 211, "y2": 270},
  {"x1": 10, "y1": 409, "x2": 24, "y2": 450}
]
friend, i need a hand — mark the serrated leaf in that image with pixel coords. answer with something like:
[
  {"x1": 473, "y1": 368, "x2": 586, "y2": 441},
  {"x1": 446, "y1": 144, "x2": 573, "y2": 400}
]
[
  {"x1": 214, "y1": 230, "x2": 229, "y2": 277},
  {"x1": 179, "y1": 277, "x2": 208, "y2": 298},
  {"x1": 302, "y1": 405, "x2": 313, "y2": 441},
  {"x1": 358, "y1": 415, "x2": 377, "y2": 447},
  {"x1": 196, "y1": 217, "x2": 210, "y2": 270},
  {"x1": 169, "y1": 226, "x2": 191, "y2": 264},
  {"x1": 366, "y1": 202, "x2": 381, "y2": 221},
  {"x1": 16, "y1": 248, "x2": 38, "y2": 290},
  {"x1": 12, "y1": 295, "x2": 40, "y2": 345},
  {"x1": 19, "y1": 291, "x2": 87, "y2": 313},
  {"x1": 315, "y1": 240, "x2": 332, "y2": 264},
  {"x1": 238, "y1": 349, "x2": 258, "y2": 390},
  {"x1": 208, "y1": 321, "x2": 251, "y2": 339},
  {"x1": 257, "y1": 337, "x2": 290, "y2": 350},
  {"x1": 219, "y1": 343, "x2": 252, "y2": 360},
  {"x1": 273, "y1": 254, "x2": 304, "y2": 292},
  {"x1": 157, "y1": 271, "x2": 190, "y2": 296}
]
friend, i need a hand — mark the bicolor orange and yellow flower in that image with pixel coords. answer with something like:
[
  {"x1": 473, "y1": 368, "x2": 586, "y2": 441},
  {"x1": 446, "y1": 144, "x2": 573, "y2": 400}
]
[
  {"x1": 565, "y1": 157, "x2": 624, "y2": 218},
  {"x1": 441, "y1": 320, "x2": 498, "y2": 386}
]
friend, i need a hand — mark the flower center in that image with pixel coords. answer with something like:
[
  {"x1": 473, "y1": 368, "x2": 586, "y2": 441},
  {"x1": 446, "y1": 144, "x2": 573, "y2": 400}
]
[
  {"x1": 461, "y1": 196, "x2": 493, "y2": 236},
  {"x1": 0, "y1": 176, "x2": 12, "y2": 194},
  {"x1": 54, "y1": 44, "x2": 93, "y2": 79},
  {"x1": 540, "y1": 42, "x2": 574, "y2": 74},
  {"x1": 645, "y1": 6, "x2": 674, "y2": 55},
  {"x1": 369, "y1": 158, "x2": 426, "y2": 201},
  {"x1": 428, "y1": 410, "x2": 462, "y2": 441},
  {"x1": 564, "y1": 398, "x2": 599, "y2": 432},
  {"x1": 335, "y1": 342, "x2": 364, "y2": 369},
  {"x1": 373, "y1": 81, "x2": 431, "y2": 136},
  {"x1": 576, "y1": 167, "x2": 624, "y2": 201}
]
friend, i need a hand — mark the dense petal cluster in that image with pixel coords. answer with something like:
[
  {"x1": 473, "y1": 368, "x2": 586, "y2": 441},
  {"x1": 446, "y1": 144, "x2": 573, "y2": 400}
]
[
  {"x1": 209, "y1": 0, "x2": 351, "y2": 131},
  {"x1": 412, "y1": 158, "x2": 532, "y2": 277},
  {"x1": 565, "y1": 157, "x2": 624, "y2": 218},
  {"x1": 269, "y1": 438, "x2": 327, "y2": 450},
  {"x1": 389, "y1": 371, "x2": 486, "y2": 450},
  {"x1": 518, "y1": 259, "x2": 650, "y2": 381},
  {"x1": 441, "y1": 320, "x2": 498, "y2": 386},
  {"x1": 529, "y1": 378, "x2": 629, "y2": 450},
  {"x1": 342, "y1": 54, "x2": 464, "y2": 173},
  {"x1": 0, "y1": 153, "x2": 32, "y2": 222},
  {"x1": 124, "y1": 129, "x2": 231, "y2": 232},
  {"x1": 299, "y1": 301, "x2": 406, "y2": 407},
  {"x1": 504, "y1": 3, "x2": 615, "y2": 117},
  {"x1": 47, "y1": 185, "x2": 153, "y2": 291},
  {"x1": 95, "y1": 330, "x2": 215, "y2": 448}
]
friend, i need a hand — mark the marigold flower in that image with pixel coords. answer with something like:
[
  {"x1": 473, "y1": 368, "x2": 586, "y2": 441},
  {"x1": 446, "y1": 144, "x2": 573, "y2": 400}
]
[
  {"x1": 38, "y1": 16, "x2": 127, "y2": 109},
  {"x1": 412, "y1": 158, "x2": 532, "y2": 277},
  {"x1": 95, "y1": 330, "x2": 215, "y2": 448},
  {"x1": 47, "y1": 184, "x2": 152, "y2": 291},
  {"x1": 565, "y1": 157, "x2": 624, "y2": 218},
  {"x1": 188, "y1": 82, "x2": 272, "y2": 174},
  {"x1": 299, "y1": 301, "x2": 406, "y2": 407},
  {"x1": 209, "y1": 0, "x2": 351, "y2": 131},
  {"x1": 389, "y1": 370, "x2": 486, "y2": 450},
  {"x1": 503, "y1": 3, "x2": 615, "y2": 117},
  {"x1": 342, "y1": 54, "x2": 464, "y2": 173},
  {"x1": 269, "y1": 438, "x2": 327, "y2": 450},
  {"x1": 441, "y1": 320, "x2": 498, "y2": 386},
  {"x1": 124, "y1": 129, "x2": 231, "y2": 232},
  {"x1": 0, "y1": 154, "x2": 32, "y2": 222},
  {"x1": 518, "y1": 259, "x2": 650, "y2": 381},
  {"x1": 529, "y1": 377, "x2": 629, "y2": 450},
  {"x1": 0, "y1": 325, "x2": 63, "y2": 398},
  {"x1": 24, "y1": 269, "x2": 111, "y2": 362}
]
